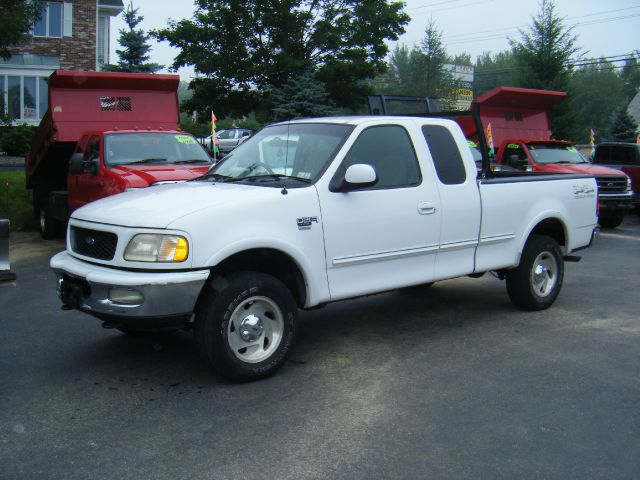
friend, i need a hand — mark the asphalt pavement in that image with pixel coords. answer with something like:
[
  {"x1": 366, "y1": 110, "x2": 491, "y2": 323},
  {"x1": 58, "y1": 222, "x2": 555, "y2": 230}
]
[{"x1": 1, "y1": 217, "x2": 639, "y2": 480}]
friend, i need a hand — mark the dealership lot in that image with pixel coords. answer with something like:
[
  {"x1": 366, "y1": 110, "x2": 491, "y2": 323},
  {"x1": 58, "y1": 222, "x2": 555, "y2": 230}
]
[{"x1": 1, "y1": 217, "x2": 639, "y2": 480}]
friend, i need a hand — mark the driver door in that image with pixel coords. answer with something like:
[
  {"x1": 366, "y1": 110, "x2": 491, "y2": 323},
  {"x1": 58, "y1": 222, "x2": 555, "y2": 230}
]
[{"x1": 317, "y1": 124, "x2": 441, "y2": 301}]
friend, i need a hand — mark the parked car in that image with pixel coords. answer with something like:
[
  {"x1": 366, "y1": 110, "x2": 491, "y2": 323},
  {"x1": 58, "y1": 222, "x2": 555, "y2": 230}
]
[
  {"x1": 592, "y1": 142, "x2": 639, "y2": 213},
  {"x1": 202, "y1": 128, "x2": 254, "y2": 155}
]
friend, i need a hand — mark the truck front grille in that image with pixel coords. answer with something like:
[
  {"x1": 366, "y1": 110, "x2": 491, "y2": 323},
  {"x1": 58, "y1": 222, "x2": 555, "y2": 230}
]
[
  {"x1": 70, "y1": 227, "x2": 118, "y2": 261},
  {"x1": 596, "y1": 176, "x2": 628, "y2": 194}
]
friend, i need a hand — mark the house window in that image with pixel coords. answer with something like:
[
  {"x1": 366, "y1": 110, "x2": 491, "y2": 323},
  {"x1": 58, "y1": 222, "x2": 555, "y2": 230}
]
[
  {"x1": 1, "y1": 75, "x2": 49, "y2": 122},
  {"x1": 97, "y1": 14, "x2": 110, "y2": 67},
  {"x1": 34, "y1": 1, "x2": 63, "y2": 38}
]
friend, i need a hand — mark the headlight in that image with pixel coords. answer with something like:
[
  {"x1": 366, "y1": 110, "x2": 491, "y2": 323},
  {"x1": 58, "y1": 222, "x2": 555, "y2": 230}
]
[
  {"x1": 627, "y1": 176, "x2": 632, "y2": 191},
  {"x1": 124, "y1": 234, "x2": 189, "y2": 262}
]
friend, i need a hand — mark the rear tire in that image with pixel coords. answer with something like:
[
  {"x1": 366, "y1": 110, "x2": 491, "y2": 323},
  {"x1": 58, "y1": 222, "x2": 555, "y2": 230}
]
[
  {"x1": 194, "y1": 272, "x2": 298, "y2": 381},
  {"x1": 598, "y1": 212, "x2": 624, "y2": 229},
  {"x1": 506, "y1": 235, "x2": 564, "y2": 311}
]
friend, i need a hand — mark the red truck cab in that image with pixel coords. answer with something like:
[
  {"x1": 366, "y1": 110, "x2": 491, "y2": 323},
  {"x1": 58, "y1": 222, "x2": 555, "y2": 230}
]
[
  {"x1": 468, "y1": 87, "x2": 633, "y2": 229},
  {"x1": 26, "y1": 70, "x2": 213, "y2": 238}
]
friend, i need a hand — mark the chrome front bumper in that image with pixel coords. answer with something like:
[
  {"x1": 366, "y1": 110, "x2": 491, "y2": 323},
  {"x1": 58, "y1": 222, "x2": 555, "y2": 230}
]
[{"x1": 50, "y1": 251, "x2": 210, "y2": 321}]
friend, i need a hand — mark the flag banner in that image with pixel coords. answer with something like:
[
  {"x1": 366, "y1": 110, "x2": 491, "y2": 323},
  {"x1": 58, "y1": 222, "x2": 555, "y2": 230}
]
[{"x1": 486, "y1": 123, "x2": 495, "y2": 156}]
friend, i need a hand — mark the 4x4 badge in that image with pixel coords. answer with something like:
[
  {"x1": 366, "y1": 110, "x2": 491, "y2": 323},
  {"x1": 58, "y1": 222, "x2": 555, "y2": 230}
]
[{"x1": 297, "y1": 217, "x2": 318, "y2": 230}]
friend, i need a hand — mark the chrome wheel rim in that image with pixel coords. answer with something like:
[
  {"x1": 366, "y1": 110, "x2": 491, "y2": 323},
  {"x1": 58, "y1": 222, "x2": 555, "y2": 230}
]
[
  {"x1": 227, "y1": 296, "x2": 284, "y2": 363},
  {"x1": 531, "y1": 251, "x2": 558, "y2": 297}
]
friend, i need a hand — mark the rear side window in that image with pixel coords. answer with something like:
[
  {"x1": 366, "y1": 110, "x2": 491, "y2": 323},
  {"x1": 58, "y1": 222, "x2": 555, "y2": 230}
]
[
  {"x1": 422, "y1": 125, "x2": 467, "y2": 185},
  {"x1": 339, "y1": 125, "x2": 421, "y2": 189}
]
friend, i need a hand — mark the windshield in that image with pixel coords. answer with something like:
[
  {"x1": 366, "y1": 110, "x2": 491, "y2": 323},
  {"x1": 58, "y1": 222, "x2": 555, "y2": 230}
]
[
  {"x1": 104, "y1": 133, "x2": 213, "y2": 167},
  {"x1": 528, "y1": 143, "x2": 588, "y2": 165},
  {"x1": 203, "y1": 123, "x2": 353, "y2": 184}
]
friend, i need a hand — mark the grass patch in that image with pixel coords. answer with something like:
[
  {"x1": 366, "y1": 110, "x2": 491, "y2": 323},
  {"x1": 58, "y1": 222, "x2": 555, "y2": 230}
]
[{"x1": 0, "y1": 170, "x2": 36, "y2": 231}]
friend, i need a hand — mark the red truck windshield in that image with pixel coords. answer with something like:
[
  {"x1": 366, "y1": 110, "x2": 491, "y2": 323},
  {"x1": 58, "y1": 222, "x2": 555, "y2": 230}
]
[
  {"x1": 528, "y1": 143, "x2": 589, "y2": 165},
  {"x1": 104, "y1": 132, "x2": 213, "y2": 167}
]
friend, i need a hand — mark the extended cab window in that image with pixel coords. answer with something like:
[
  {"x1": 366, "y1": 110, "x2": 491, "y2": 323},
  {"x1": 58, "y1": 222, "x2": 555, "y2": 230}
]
[
  {"x1": 422, "y1": 125, "x2": 467, "y2": 184},
  {"x1": 339, "y1": 125, "x2": 421, "y2": 189}
]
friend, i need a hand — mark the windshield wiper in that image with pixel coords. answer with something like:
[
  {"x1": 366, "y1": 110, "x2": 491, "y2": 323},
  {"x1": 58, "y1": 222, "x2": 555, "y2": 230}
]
[
  {"x1": 196, "y1": 172, "x2": 232, "y2": 182},
  {"x1": 242, "y1": 174, "x2": 311, "y2": 183},
  {"x1": 126, "y1": 158, "x2": 168, "y2": 165},
  {"x1": 172, "y1": 159, "x2": 212, "y2": 164}
]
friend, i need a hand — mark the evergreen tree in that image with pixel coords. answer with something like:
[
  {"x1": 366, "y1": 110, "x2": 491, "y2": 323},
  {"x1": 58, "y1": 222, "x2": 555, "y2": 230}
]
[
  {"x1": 419, "y1": 19, "x2": 454, "y2": 105},
  {"x1": 271, "y1": 71, "x2": 336, "y2": 121},
  {"x1": 103, "y1": 2, "x2": 162, "y2": 73},
  {"x1": 510, "y1": 0, "x2": 581, "y2": 139},
  {"x1": 608, "y1": 105, "x2": 638, "y2": 142}
]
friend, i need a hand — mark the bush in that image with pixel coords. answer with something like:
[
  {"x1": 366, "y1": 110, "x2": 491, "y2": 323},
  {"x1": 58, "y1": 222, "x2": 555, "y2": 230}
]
[{"x1": 1, "y1": 124, "x2": 35, "y2": 156}]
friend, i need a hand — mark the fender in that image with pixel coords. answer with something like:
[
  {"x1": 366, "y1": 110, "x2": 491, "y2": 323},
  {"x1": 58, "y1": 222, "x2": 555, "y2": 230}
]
[
  {"x1": 518, "y1": 210, "x2": 569, "y2": 261},
  {"x1": 204, "y1": 236, "x2": 329, "y2": 307}
]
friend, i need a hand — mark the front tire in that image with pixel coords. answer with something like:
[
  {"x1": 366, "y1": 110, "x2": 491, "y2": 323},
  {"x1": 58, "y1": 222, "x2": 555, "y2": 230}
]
[
  {"x1": 506, "y1": 235, "x2": 564, "y2": 311},
  {"x1": 194, "y1": 272, "x2": 298, "y2": 381},
  {"x1": 598, "y1": 212, "x2": 624, "y2": 229}
]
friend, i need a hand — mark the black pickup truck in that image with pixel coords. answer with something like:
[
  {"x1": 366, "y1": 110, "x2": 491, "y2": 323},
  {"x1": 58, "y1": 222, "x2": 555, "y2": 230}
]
[{"x1": 592, "y1": 142, "x2": 639, "y2": 214}]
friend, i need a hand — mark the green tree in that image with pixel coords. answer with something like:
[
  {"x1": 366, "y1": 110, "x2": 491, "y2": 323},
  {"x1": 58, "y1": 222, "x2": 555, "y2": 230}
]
[
  {"x1": 0, "y1": 0, "x2": 42, "y2": 59},
  {"x1": 103, "y1": 2, "x2": 162, "y2": 73},
  {"x1": 271, "y1": 71, "x2": 335, "y2": 121},
  {"x1": 510, "y1": 0, "x2": 580, "y2": 139},
  {"x1": 473, "y1": 50, "x2": 519, "y2": 96},
  {"x1": 567, "y1": 61, "x2": 626, "y2": 143},
  {"x1": 620, "y1": 53, "x2": 640, "y2": 101},
  {"x1": 608, "y1": 105, "x2": 638, "y2": 142},
  {"x1": 153, "y1": 0, "x2": 409, "y2": 118},
  {"x1": 372, "y1": 44, "x2": 425, "y2": 96}
]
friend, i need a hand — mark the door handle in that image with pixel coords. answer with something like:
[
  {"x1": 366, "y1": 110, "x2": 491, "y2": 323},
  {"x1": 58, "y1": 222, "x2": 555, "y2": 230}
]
[{"x1": 418, "y1": 202, "x2": 437, "y2": 215}]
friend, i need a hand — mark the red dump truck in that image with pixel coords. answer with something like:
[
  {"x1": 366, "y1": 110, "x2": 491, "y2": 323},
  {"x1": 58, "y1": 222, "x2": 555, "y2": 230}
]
[
  {"x1": 26, "y1": 70, "x2": 213, "y2": 238},
  {"x1": 471, "y1": 87, "x2": 633, "y2": 229}
]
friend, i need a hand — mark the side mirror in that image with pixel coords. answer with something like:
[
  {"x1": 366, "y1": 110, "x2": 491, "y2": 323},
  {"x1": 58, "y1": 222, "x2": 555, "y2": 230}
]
[
  {"x1": 69, "y1": 153, "x2": 99, "y2": 174},
  {"x1": 331, "y1": 164, "x2": 378, "y2": 192},
  {"x1": 69, "y1": 153, "x2": 85, "y2": 174}
]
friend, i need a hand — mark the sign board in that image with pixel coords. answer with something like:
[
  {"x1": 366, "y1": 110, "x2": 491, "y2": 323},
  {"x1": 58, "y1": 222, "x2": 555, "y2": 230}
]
[{"x1": 444, "y1": 64, "x2": 475, "y2": 110}]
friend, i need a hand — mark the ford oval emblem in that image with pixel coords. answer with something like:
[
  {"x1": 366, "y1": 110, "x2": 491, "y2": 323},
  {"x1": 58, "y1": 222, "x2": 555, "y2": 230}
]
[{"x1": 85, "y1": 236, "x2": 96, "y2": 246}]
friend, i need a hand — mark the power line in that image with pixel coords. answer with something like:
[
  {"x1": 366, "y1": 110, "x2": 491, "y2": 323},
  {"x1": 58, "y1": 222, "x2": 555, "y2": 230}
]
[
  {"x1": 392, "y1": 6, "x2": 640, "y2": 48},
  {"x1": 441, "y1": 5, "x2": 640, "y2": 41}
]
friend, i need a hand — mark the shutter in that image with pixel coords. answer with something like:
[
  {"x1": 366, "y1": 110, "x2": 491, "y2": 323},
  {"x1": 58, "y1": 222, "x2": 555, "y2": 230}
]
[{"x1": 63, "y1": 2, "x2": 73, "y2": 37}]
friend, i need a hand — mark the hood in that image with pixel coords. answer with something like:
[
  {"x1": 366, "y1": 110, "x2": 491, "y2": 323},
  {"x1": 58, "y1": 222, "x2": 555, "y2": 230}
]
[
  {"x1": 535, "y1": 163, "x2": 627, "y2": 176},
  {"x1": 110, "y1": 164, "x2": 212, "y2": 187},
  {"x1": 71, "y1": 181, "x2": 287, "y2": 228}
]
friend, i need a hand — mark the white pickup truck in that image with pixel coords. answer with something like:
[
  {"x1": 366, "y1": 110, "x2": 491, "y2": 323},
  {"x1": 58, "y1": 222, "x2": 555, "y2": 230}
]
[{"x1": 51, "y1": 117, "x2": 598, "y2": 380}]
